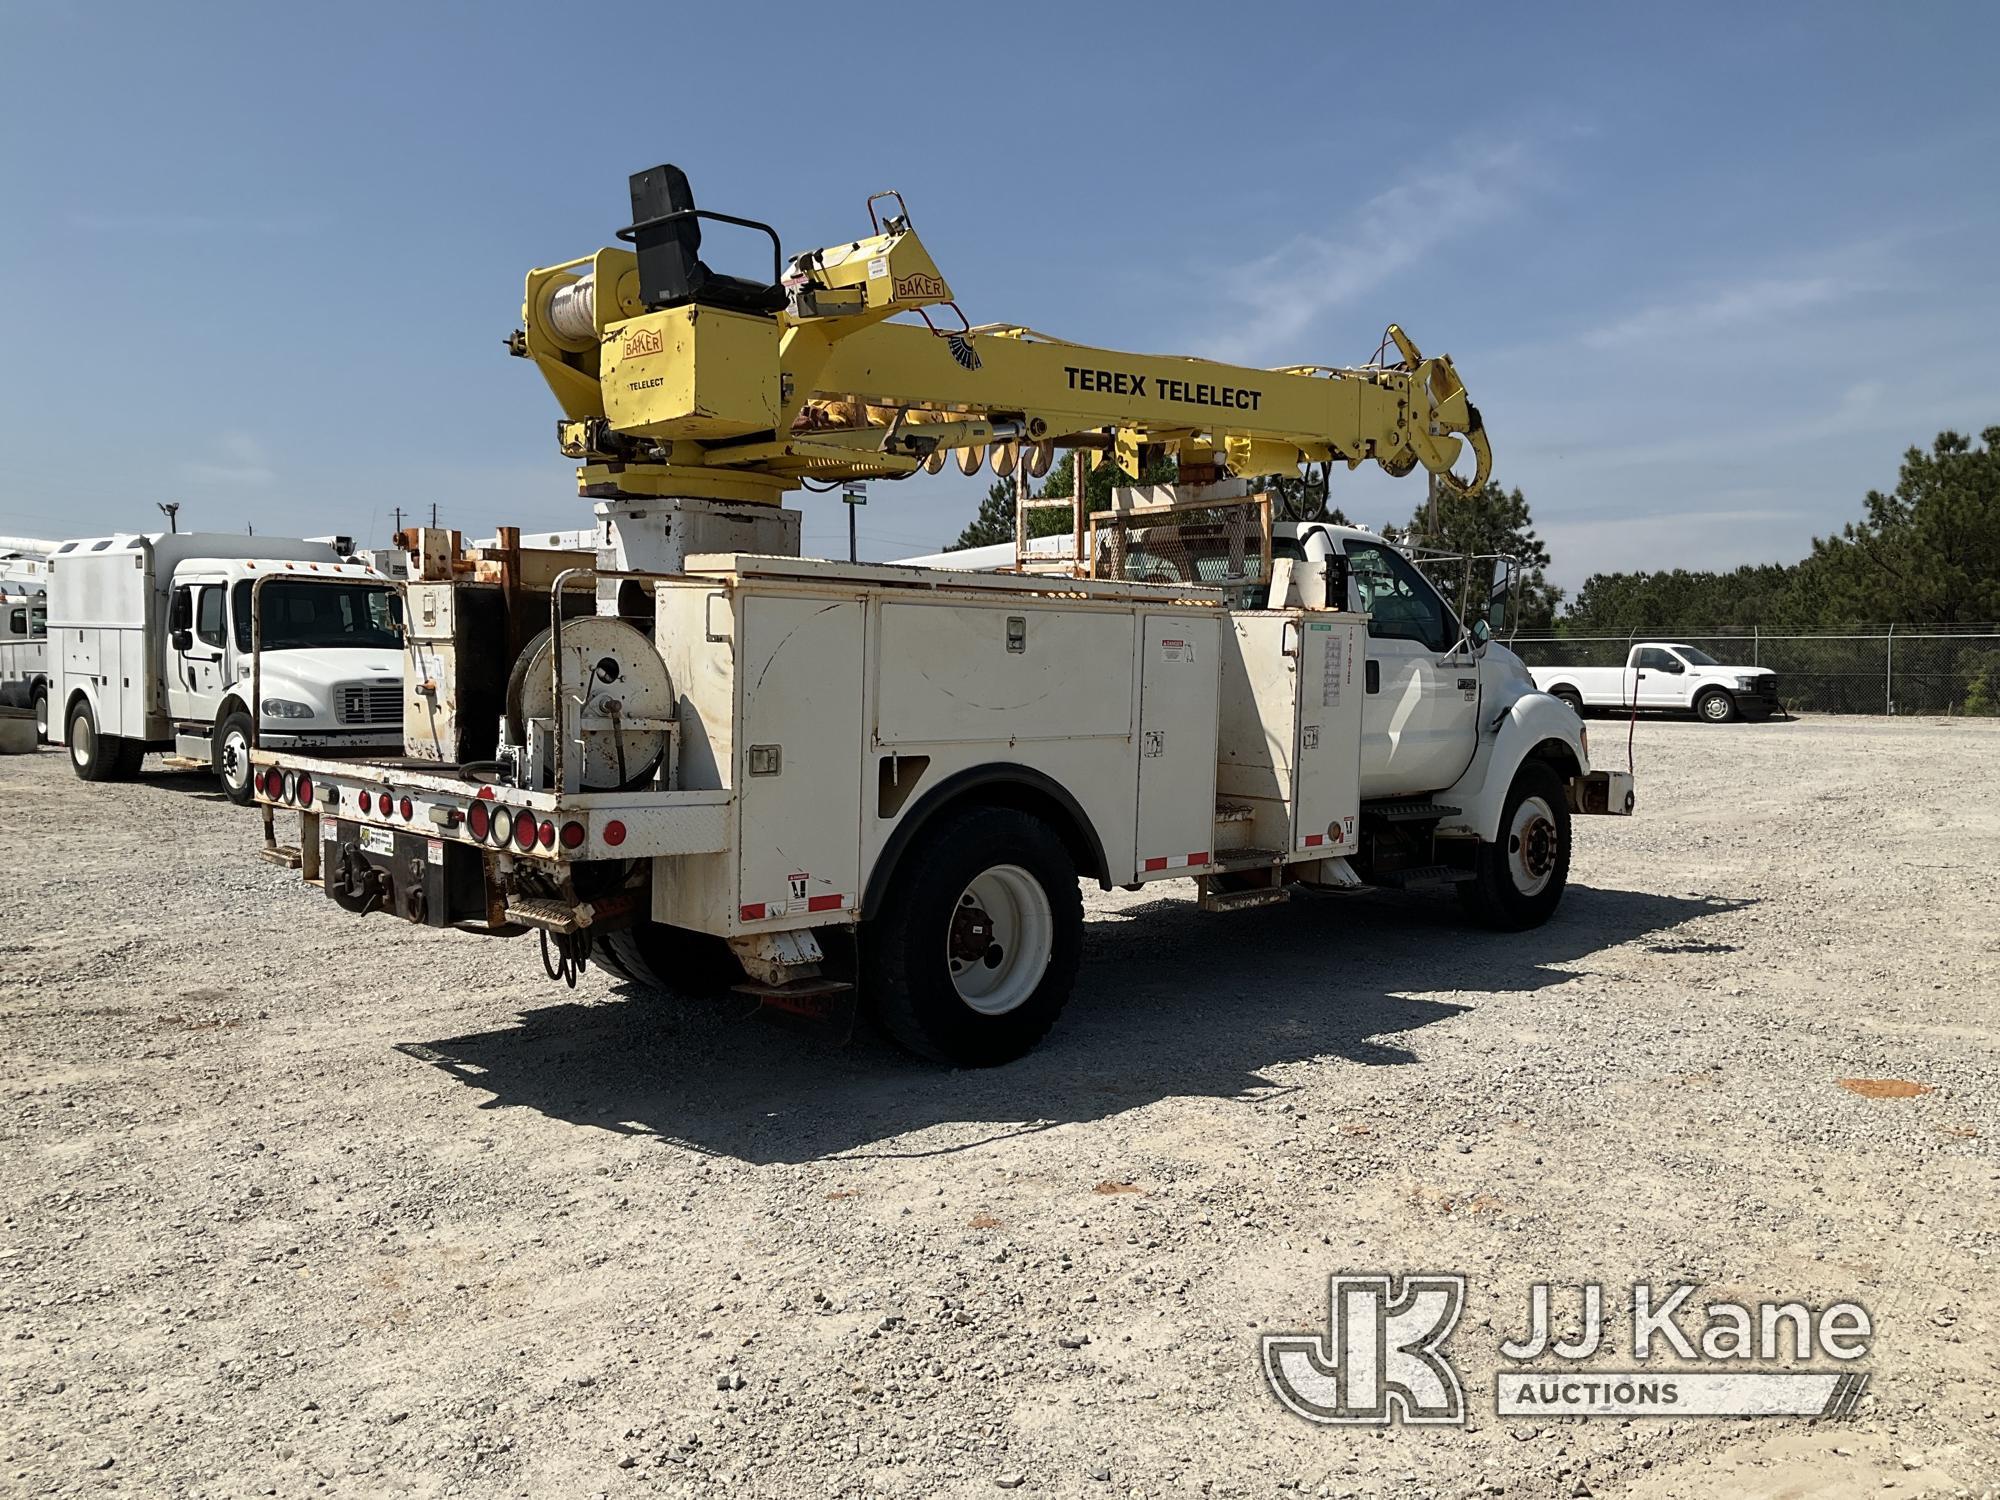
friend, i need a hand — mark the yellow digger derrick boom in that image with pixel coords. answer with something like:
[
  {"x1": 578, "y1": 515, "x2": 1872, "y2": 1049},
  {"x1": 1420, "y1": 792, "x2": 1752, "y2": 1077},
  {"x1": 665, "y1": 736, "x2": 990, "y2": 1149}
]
[{"x1": 511, "y1": 167, "x2": 1491, "y2": 508}]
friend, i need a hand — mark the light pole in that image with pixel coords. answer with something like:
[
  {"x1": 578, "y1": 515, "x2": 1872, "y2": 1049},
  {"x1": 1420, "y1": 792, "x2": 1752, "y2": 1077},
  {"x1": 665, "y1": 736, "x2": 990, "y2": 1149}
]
[
  {"x1": 843, "y1": 483, "x2": 867, "y2": 563},
  {"x1": 157, "y1": 501, "x2": 180, "y2": 534}
]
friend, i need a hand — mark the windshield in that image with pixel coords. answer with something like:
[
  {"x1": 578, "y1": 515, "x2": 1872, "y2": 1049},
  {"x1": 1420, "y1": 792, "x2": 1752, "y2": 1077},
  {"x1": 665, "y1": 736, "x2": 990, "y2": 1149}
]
[
  {"x1": 1674, "y1": 646, "x2": 1721, "y2": 666},
  {"x1": 232, "y1": 579, "x2": 401, "y2": 652}
]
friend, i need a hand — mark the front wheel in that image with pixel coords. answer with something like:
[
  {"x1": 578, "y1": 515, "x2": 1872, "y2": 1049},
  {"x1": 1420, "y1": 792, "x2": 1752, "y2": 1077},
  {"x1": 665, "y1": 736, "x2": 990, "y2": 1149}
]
[
  {"x1": 863, "y1": 805, "x2": 1084, "y2": 1067},
  {"x1": 32, "y1": 684, "x2": 48, "y2": 742},
  {"x1": 214, "y1": 708, "x2": 257, "y2": 805},
  {"x1": 1550, "y1": 687, "x2": 1583, "y2": 717},
  {"x1": 1458, "y1": 762, "x2": 1572, "y2": 931},
  {"x1": 1695, "y1": 688, "x2": 1738, "y2": 723}
]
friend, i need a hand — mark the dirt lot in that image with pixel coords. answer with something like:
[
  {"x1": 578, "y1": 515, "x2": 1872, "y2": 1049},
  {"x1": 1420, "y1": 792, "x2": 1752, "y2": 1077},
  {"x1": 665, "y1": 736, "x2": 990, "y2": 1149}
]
[{"x1": 2, "y1": 716, "x2": 1996, "y2": 1499}]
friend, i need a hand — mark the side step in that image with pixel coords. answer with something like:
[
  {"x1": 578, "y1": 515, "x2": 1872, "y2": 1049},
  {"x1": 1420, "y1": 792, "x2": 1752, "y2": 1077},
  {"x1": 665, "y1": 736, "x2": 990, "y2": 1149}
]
[
  {"x1": 1369, "y1": 864, "x2": 1466, "y2": 890},
  {"x1": 1197, "y1": 882, "x2": 1292, "y2": 914},
  {"x1": 1361, "y1": 798, "x2": 1462, "y2": 823}
]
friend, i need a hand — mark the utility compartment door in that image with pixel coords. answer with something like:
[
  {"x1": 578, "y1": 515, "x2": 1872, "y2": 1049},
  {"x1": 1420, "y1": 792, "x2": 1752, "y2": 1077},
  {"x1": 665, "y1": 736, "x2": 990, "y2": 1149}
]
[
  {"x1": 1134, "y1": 614, "x2": 1220, "y2": 879},
  {"x1": 1215, "y1": 612, "x2": 1300, "y2": 855},
  {"x1": 875, "y1": 602, "x2": 1135, "y2": 745},
  {"x1": 736, "y1": 593, "x2": 865, "y2": 925},
  {"x1": 1293, "y1": 614, "x2": 1365, "y2": 856}
]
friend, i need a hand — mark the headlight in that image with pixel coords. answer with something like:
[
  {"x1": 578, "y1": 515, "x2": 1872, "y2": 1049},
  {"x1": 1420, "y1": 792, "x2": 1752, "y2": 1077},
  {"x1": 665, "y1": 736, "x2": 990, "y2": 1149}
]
[
  {"x1": 261, "y1": 697, "x2": 317, "y2": 718},
  {"x1": 1734, "y1": 676, "x2": 1760, "y2": 690}
]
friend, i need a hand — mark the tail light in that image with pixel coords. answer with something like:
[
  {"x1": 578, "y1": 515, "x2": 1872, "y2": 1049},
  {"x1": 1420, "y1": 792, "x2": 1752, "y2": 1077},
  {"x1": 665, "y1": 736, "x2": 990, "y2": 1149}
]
[
  {"x1": 603, "y1": 819, "x2": 627, "y2": 848},
  {"x1": 297, "y1": 773, "x2": 314, "y2": 808},
  {"x1": 262, "y1": 767, "x2": 283, "y2": 799},
  {"x1": 559, "y1": 820, "x2": 585, "y2": 849},
  {"x1": 357, "y1": 789, "x2": 373, "y2": 814},
  {"x1": 536, "y1": 819, "x2": 556, "y2": 850},
  {"x1": 399, "y1": 796, "x2": 414, "y2": 821},
  {"x1": 467, "y1": 801, "x2": 490, "y2": 840}
]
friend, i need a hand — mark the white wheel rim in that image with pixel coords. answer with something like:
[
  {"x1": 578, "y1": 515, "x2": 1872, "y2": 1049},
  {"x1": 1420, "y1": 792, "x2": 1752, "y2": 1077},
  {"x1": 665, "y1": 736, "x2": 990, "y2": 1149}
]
[
  {"x1": 1702, "y1": 694, "x2": 1728, "y2": 720},
  {"x1": 946, "y1": 864, "x2": 1054, "y2": 1016},
  {"x1": 35, "y1": 697, "x2": 47, "y2": 735},
  {"x1": 72, "y1": 713, "x2": 93, "y2": 766},
  {"x1": 221, "y1": 728, "x2": 251, "y2": 791},
  {"x1": 1506, "y1": 795, "x2": 1560, "y2": 898}
]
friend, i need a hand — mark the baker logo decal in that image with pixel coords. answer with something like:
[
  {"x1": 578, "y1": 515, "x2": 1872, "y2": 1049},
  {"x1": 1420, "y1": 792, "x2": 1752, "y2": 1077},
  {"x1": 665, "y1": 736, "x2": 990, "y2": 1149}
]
[
  {"x1": 1265, "y1": 1274, "x2": 1466, "y2": 1425},
  {"x1": 892, "y1": 272, "x2": 947, "y2": 301},
  {"x1": 621, "y1": 326, "x2": 664, "y2": 359}
]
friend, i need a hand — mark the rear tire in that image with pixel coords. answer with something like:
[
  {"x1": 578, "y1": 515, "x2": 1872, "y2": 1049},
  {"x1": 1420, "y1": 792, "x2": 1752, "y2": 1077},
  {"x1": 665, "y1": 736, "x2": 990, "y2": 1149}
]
[
  {"x1": 596, "y1": 920, "x2": 744, "y2": 997},
  {"x1": 32, "y1": 684, "x2": 48, "y2": 743},
  {"x1": 1551, "y1": 687, "x2": 1583, "y2": 717},
  {"x1": 1458, "y1": 761, "x2": 1571, "y2": 931},
  {"x1": 67, "y1": 699, "x2": 140, "y2": 783},
  {"x1": 863, "y1": 805, "x2": 1083, "y2": 1067},
  {"x1": 215, "y1": 707, "x2": 257, "y2": 804},
  {"x1": 1695, "y1": 688, "x2": 1738, "y2": 723}
]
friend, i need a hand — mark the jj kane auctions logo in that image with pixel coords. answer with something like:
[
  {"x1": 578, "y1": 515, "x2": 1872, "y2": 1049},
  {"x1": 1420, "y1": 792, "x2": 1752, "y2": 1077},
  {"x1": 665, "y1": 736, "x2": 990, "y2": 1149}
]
[{"x1": 1264, "y1": 1274, "x2": 1874, "y2": 1424}]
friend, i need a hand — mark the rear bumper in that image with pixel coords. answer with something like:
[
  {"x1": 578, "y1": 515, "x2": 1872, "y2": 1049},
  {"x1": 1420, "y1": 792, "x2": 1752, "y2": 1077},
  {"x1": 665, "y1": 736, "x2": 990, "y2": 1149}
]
[{"x1": 1568, "y1": 769, "x2": 1635, "y2": 816}]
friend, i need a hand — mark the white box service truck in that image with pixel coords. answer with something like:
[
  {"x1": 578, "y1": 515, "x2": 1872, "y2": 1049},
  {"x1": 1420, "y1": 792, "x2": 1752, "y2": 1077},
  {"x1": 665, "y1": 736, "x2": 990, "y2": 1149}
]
[{"x1": 47, "y1": 532, "x2": 403, "y2": 800}]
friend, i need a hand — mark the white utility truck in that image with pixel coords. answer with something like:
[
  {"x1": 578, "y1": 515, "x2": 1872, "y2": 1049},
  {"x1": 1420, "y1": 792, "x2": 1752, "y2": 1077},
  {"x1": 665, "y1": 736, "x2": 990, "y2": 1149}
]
[
  {"x1": 0, "y1": 587, "x2": 49, "y2": 738},
  {"x1": 46, "y1": 533, "x2": 403, "y2": 800},
  {"x1": 245, "y1": 163, "x2": 1635, "y2": 1066},
  {"x1": 1531, "y1": 641, "x2": 1781, "y2": 723}
]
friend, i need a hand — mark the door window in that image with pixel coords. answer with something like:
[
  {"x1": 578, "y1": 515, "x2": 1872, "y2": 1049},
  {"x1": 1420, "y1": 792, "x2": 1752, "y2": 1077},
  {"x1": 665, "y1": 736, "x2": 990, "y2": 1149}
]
[
  {"x1": 195, "y1": 586, "x2": 227, "y2": 649},
  {"x1": 1634, "y1": 647, "x2": 1682, "y2": 673},
  {"x1": 1345, "y1": 541, "x2": 1454, "y2": 652},
  {"x1": 6, "y1": 607, "x2": 22, "y2": 637}
]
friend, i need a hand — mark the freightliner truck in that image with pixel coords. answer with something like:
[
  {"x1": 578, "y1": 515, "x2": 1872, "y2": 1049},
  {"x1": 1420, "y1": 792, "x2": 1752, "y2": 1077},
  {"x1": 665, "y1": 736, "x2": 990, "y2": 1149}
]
[{"x1": 248, "y1": 166, "x2": 1633, "y2": 1066}]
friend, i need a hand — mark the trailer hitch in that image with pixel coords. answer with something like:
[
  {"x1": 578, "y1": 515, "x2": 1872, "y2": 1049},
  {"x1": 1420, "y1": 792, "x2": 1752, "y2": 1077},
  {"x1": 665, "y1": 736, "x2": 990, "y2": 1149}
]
[{"x1": 328, "y1": 846, "x2": 385, "y2": 916}]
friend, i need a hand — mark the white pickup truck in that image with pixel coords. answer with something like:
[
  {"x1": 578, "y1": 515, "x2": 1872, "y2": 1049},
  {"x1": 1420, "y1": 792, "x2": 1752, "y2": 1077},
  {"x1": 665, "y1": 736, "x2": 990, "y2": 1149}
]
[{"x1": 1531, "y1": 642, "x2": 1781, "y2": 723}]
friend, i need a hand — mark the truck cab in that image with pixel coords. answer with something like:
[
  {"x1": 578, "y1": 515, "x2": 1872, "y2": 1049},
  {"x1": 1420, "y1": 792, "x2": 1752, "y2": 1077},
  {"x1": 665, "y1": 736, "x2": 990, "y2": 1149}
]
[
  {"x1": 47, "y1": 533, "x2": 404, "y2": 799},
  {"x1": 0, "y1": 588, "x2": 50, "y2": 738}
]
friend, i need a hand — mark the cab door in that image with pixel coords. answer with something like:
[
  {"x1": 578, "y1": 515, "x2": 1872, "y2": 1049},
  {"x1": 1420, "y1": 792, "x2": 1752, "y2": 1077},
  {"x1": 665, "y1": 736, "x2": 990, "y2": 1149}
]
[
  {"x1": 167, "y1": 580, "x2": 228, "y2": 719},
  {"x1": 1344, "y1": 539, "x2": 1478, "y2": 798},
  {"x1": 1631, "y1": 646, "x2": 1686, "y2": 708}
]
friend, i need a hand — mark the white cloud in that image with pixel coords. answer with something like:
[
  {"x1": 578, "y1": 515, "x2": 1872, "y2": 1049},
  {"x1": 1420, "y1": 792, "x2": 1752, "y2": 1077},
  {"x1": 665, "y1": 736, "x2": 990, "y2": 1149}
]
[
  {"x1": 1578, "y1": 273, "x2": 1853, "y2": 352},
  {"x1": 180, "y1": 432, "x2": 275, "y2": 487},
  {"x1": 1197, "y1": 138, "x2": 1547, "y2": 365}
]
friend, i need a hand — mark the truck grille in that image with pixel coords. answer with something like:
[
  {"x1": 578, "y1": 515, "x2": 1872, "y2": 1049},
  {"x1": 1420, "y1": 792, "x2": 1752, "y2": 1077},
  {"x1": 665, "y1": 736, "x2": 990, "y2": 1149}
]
[{"x1": 336, "y1": 681, "x2": 402, "y2": 725}]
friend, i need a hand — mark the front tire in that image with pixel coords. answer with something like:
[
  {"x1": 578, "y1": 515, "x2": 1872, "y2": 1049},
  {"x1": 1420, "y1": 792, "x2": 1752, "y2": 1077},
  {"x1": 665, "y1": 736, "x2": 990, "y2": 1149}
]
[
  {"x1": 864, "y1": 805, "x2": 1083, "y2": 1067},
  {"x1": 1459, "y1": 762, "x2": 1572, "y2": 931},
  {"x1": 1550, "y1": 687, "x2": 1583, "y2": 717},
  {"x1": 214, "y1": 707, "x2": 257, "y2": 804},
  {"x1": 32, "y1": 684, "x2": 48, "y2": 742},
  {"x1": 1695, "y1": 688, "x2": 1738, "y2": 723}
]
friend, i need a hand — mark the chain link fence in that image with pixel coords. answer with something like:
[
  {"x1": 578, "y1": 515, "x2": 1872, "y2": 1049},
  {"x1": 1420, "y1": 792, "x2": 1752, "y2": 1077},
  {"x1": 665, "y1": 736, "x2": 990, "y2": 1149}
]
[{"x1": 1511, "y1": 626, "x2": 2000, "y2": 716}]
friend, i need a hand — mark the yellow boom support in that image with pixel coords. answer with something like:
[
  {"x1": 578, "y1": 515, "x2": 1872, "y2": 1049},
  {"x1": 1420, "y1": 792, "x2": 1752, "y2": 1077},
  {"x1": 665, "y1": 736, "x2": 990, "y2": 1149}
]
[{"x1": 512, "y1": 167, "x2": 1490, "y2": 507}]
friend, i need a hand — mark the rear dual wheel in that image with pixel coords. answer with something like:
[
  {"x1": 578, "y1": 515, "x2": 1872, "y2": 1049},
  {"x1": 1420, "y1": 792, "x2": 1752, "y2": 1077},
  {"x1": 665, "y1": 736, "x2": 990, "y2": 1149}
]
[{"x1": 864, "y1": 805, "x2": 1082, "y2": 1067}]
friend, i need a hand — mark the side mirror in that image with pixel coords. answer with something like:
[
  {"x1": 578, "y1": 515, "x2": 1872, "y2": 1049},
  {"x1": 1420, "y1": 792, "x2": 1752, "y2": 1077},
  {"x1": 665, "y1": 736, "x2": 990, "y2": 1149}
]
[
  {"x1": 1471, "y1": 617, "x2": 1492, "y2": 647},
  {"x1": 171, "y1": 628, "x2": 193, "y2": 652},
  {"x1": 1485, "y1": 556, "x2": 1516, "y2": 641}
]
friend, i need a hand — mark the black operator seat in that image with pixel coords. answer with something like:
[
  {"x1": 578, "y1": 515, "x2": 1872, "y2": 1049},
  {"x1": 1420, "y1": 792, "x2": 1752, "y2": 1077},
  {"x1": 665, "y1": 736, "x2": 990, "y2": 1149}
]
[{"x1": 626, "y1": 164, "x2": 788, "y2": 317}]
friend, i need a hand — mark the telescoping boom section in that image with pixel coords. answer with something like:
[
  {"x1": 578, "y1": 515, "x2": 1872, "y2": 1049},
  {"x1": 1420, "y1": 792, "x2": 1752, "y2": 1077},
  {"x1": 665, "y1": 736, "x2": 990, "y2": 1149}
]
[{"x1": 512, "y1": 165, "x2": 1491, "y2": 506}]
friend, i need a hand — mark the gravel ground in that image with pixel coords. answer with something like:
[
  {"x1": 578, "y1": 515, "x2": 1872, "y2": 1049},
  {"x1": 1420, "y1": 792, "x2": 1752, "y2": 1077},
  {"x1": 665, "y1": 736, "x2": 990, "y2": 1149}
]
[{"x1": 2, "y1": 716, "x2": 1996, "y2": 1499}]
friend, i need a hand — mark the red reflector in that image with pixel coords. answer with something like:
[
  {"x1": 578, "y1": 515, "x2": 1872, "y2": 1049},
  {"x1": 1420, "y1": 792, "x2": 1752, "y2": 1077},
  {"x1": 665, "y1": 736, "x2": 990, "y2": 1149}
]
[
  {"x1": 1187, "y1": 852, "x2": 1210, "y2": 867},
  {"x1": 739, "y1": 903, "x2": 765, "y2": 921},
  {"x1": 1304, "y1": 833, "x2": 1324, "y2": 847},
  {"x1": 467, "y1": 801, "x2": 490, "y2": 840},
  {"x1": 807, "y1": 894, "x2": 843, "y2": 912},
  {"x1": 297, "y1": 773, "x2": 314, "y2": 808},
  {"x1": 537, "y1": 819, "x2": 556, "y2": 849},
  {"x1": 491, "y1": 808, "x2": 513, "y2": 845},
  {"x1": 1143, "y1": 856, "x2": 1167, "y2": 872},
  {"x1": 399, "y1": 796, "x2": 414, "y2": 821},
  {"x1": 357, "y1": 790, "x2": 373, "y2": 814},
  {"x1": 559, "y1": 820, "x2": 585, "y2": 849},
  {"x1": 602, "y1": 820, "x2": 627, "y2": 847},
  {"x1": 476, "y1": 785, "x2": 495, "y2": 800}
]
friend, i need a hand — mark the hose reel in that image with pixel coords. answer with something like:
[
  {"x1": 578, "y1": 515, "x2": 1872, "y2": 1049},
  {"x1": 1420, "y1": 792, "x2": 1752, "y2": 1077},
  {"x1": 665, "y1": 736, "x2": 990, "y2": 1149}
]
[{"x1": 504, "y1": 615, "x2": 674, "y2": 791}]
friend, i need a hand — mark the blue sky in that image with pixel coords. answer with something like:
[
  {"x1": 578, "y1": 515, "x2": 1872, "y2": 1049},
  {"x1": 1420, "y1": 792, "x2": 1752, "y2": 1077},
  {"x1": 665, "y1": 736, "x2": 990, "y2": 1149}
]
[{"x1": 2, "y1": 1, "x2": 1996, "y2": 591}]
